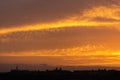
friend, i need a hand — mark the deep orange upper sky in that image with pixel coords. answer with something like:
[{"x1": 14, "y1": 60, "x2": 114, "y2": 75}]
[{"x1": 0, "y1": 0, "x2": 120, "y2": 66}]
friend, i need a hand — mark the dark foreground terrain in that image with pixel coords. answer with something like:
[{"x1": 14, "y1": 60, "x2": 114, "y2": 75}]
[{"x1": 0, "y1": 68, "x2": 120, "y2": 80}]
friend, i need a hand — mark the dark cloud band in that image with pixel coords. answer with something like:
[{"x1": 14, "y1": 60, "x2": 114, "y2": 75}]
[{"x1": 0, "y1": 27, "x2": 120, "y2": 53}]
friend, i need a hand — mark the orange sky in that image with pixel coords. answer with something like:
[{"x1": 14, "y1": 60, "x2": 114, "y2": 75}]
[{"x1": 0, "y1": 0, "x2": 120, "y2": 67}]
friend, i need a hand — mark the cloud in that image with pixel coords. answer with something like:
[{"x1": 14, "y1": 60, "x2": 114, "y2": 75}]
[
  {"x1": 91, "y1": 17, "x2": 120, "y2": 22},
  {"x1": 0, "y1": 27, "x2": 120, "y2": 54},
  {"x1": 0, "y1": 3, "x2": 120, "y2": 34},
  {"x1": 82, "y1": 6, "x2": 120, "y2": 21},
  {"x1": 0, "y1": 0, "x2": 116, "y2": 29}
]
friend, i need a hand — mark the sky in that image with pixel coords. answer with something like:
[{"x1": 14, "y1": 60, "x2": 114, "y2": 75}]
[{"x1": 0, "y1": 0, "x2": 120, "y2": 67}]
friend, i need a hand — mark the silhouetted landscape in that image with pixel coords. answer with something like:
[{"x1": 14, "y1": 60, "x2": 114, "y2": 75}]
[{"x1": 0, "y1": 67, "x2": 120, "y2": 80}]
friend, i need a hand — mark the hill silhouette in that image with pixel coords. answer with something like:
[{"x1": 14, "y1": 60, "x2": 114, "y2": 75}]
[{"x1": 0, "y1": 67, "x2": 120, "y2": 80}]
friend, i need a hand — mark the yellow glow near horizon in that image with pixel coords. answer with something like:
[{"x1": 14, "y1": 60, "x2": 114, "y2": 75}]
[{"x1": 1, "y1": 46, "x2": 120, "y2": 66}]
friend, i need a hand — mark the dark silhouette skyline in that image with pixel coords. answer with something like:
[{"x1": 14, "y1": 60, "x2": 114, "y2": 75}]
[
  {"x1": 1, "y1": 64, "x2": 120, "y2": 73},
  {"x1": 0, "y1": 67, "x2": 120, "y2": 80}
]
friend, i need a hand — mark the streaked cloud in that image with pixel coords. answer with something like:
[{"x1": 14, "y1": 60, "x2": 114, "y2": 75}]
[
  {"x1": 0, "y1": 0, "x2": 120, "y2": 34},
  {"x1": 0, "y1": 0, "x2": 115, "y2": 28},
  {"x1": 1, "y1": 27, "x2": 120, "y2": 53},
  {"x1": 0, "y1": 4, "x2": 120, "y2": 34}
]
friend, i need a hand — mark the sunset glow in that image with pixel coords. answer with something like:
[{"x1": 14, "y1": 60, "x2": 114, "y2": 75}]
[{"x1": 0, "y1": 0, "x2": 120, "y2": 68}]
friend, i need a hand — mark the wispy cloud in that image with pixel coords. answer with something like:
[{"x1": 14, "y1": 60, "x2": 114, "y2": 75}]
[
  {"x1": 0, "y1": 0, "x2": 120, "y2": 34},
  {"x1": 0, "y1": 27, "x2": 120, "y2": 53}
]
